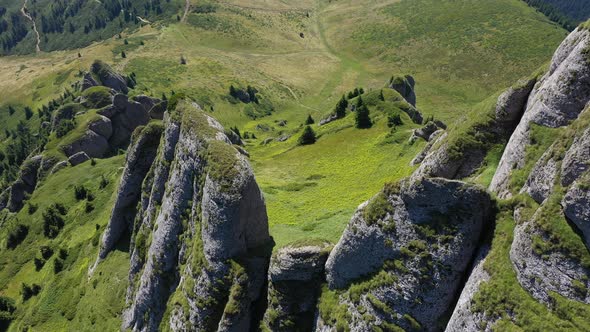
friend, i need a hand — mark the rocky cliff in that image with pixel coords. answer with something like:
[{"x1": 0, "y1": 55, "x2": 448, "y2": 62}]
[{"x1": 93, "y1": 99, "x2": 271, "y2": 331}]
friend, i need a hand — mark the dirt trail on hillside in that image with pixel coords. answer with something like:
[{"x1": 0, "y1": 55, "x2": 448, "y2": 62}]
[
  {"x1": 181, "y1": 0, "x2": 191, "y2": 22},
  {"x1": 21, "y1": 0, "x2": 41, "y2": 53}
]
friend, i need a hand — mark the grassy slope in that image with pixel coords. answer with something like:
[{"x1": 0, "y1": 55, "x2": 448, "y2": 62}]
[
  {"x1": 0, "y1": 0, "x2": 574, "y2": 329},
  {"x1": 0, "y1": 0, "x2": 566, "y2": 253},
  {"x1": 0, "y1": 156, "x2": 127, "y2": 331}
]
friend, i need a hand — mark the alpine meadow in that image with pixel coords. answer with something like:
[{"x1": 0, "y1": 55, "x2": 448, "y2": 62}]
[{"x1": 0, "y1": 0, "x2": 590, "y2": 331}]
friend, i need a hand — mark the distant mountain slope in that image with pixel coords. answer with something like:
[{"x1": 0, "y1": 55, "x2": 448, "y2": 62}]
[
  {"x1": 0, "y1": 0, "x2": 182, "y2": 55},
  {"x1": 524, "y1": 0, "x2": 590, "y2": 30}
]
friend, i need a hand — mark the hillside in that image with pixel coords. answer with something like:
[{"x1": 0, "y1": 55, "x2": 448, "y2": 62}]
[{"x1": 0, "y1": 0, "x2": 587, "y2": 331}]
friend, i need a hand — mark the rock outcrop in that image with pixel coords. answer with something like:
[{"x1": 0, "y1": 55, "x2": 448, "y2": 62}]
[
  {"x1": 491, "y1": 27, "x2": 590, "y2": 197},
  {"x1": 321, "y1": 178, "x2": 492, "y2": 331},
  {"x1": 563, "y1": 180, "x2": 590, "y2": 250},
  {"x1": 84, "y1": 60, "x2": 128, "y2": 93},
  {"x1": 5, "y1": 155, "x2": 43, "y2": 212},
  {"x1": 413, "y1": 77, "x2": 536, "y2": 180},
  {"x1": 262, "y1": 240, "x2": 331, "y2": 331},
  {"x1": 389, "y1": 75, "x2": 416, "y2": 106},
  {"x1": 445, "y1": 247, "x2": 493, "y2": 332},
  {"x1": 93, "y1": 99, "x2": 271, "y2": 332},
  {"x1": 511, "y1": 205, "x2": 590, "y2": 305}
]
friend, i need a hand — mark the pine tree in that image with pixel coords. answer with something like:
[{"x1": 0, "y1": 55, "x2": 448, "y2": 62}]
[
  {"x1": 378, "y1": 90, "x2": 385, "y2": 101},
  {"x1": 298, "y1": 126, "x2": 317, "y2": 145},
  {"x1": 305, "y1": 114, "x2": 315, "y2": 125},
  {"x1": 121, "y1": 50, "x2": 126, "y2": 58},
  {"x1": 355, "y1": 96, "x2": 372, "y2": 129},
  {"x1": 335, "y1": 95, "x2": 348, "y2": 119}
]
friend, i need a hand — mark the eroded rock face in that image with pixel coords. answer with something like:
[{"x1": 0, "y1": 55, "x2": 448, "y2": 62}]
[
  {"x1": 510, "y1": 207, "x2": 590, "y2": 305},
  {"x1": 6, "y1": 155, "x2": 43, "y2": 212},
  {"x1": 563, "y1": 181, "x2": 590, "y2": 250},
  {"x1": 389, "y1": 75, "x2": 416, "y2": 106},
  {"x1": 91, "y1": 100, "x2": 270, "y2": 332},
  {"x1": 445, "y1": 247, "x2": 494, "y2": 332},
  {"x1": 89, "y1": 60, "x2": 128, "y2": 93},
  {"x1": 93, "y1": 122, "x2": 163, "y2": 266},
  {"x1": 491, "y1": 27, "x2": 590, "y2": 197},
  {"x1": 323, "y1": 178, "x2": 491, "y2": 331},
  {"x1": 413, "y1": 77, "x2": 535, "y2": 180},
  {"x1": 263, "y1": 241, "x2": 332, "y2": 331},
  {"x1": 520, "y1": 148, "x2": 558, "y2": 204},
  {"x1": 562, "y1": 127, "x2": 590, "y2": 186}
]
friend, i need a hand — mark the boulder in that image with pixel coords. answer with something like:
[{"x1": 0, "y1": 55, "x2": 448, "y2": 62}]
[
  {"x1": 88, "y1": 115, "x2": 113, "y2": 139},
  {"x1": 68, "y1": 151, "x2": 90, "y2": 166},
  {"x1": 61, "y1": 129, "x2": 110, "y2": 158},
  {"x1": 81, "y1": 72, "x2": 99, "y2": 91},
  {"x1": 132, "y1": 95, "x2": 161, "y2": 112},
  {"x1": 89, "y1": 60, "x2": 128, "y2": 93},
  {"x1": 148, "y1": 101, "x2": 167, "y2": 120}
]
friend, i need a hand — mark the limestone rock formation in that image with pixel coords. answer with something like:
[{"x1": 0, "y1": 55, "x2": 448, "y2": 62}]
[
  {"x1": 322, "y1": 178, "x2": 491, "y2": 331},
  {"x1": 262, "y1": 240, "x2": 332, "y2": 331},
  {"x1": 413, "y1": 77, "x2": 536, "y2": 180},
  {"x1": 85, "y1": 60, "x2": 129, "y2": 93},
  {"x1": 389, "y1": 75, "x2": 416, "y2": 106},
  {"x1": 491, "y1": 27, "x2": 590, "y2": 197},
  {"x1": 93, "y1": 99, "x2": 271, "y2": 332},
  {"x1": 5, "y1": 155, "x2": 43, "y2": 212}
]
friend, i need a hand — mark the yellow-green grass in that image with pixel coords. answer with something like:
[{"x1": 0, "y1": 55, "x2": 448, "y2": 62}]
[
  {"x1": 249, "y1": 112, "x2": 425, "y2": 248},
  {"x1": 0, "y1": 0, "x2": 570, "y2": 249},
  {"x1": 0, "y1": 156, "x2": 127, "y2": 331},
  {"x1": 317, "y1": 0, "x2": 567, "y2": 123}
]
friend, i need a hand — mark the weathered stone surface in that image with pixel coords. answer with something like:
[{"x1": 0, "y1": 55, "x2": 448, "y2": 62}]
[
  {"x1": 7, "y1": 155, "x2": 43, "y2": 212},
  {"x1": 81, "y1": 72, "x2": 99, "y2": 91},
  {"x1": 263, "y1": 241, "x2": 332, "y2": 331},
  {"x1": 389, "y1": 75, "x2": 416, "y2": 106},
  {"x1": 491, "y1": 27, "x2": 590, "y2": 197},
  {"x1": 61, "y1": 130, "x2": 110, "y2": 158},
  {"x1": 88, "y1": 115, "x2": 113, "y2": 139},
  {"x1": 104, "y1": 101, "x2": 272, "y2": 332},
  {"x1": 94, "y1": 123, "x2": 163, "y2": 266},
  {"x1": 511, "y1": 207, "x2": 590, "y2": 305},
  {"x1": 148, "y1": 101, "x2": 167, "y2": 120},
  {"x1": 411, "y1": 130, "x2": 445, "y2": 165},
  {"x1": 562, "y1": 127, "x2": 590, "y2": 186},
  {"x1": 413, "y1": 77, "x2": 534, "y2": 180},
  {"x1": 322, "y1": 178, "x2": 491, "y2": 331},
  {"x1": 494, "y1": 78, "x2": 537, "y2": 130},
  {"x1": 90, "y1": 60, "x2": 128, "y2": 93},
  {"x1": 410, "y1": 121, "x2": 439, "y2": 142},
  {"x1": 68, "y1": 151, "x2": 90, "y2": 166},
  {"x1": 445, "y1": 247, "x2": 495, "y2": 332},
  {"x1": 563, "y1": 181, "x2": 590, "y2": 250},
  {"x1": 520, "y1": 148, "x2": 558, "y2": 204},
  {"x1": 109, "y1": 95, "x2": 151, "y2": 149},
  {"x1": 132, "y1": 95, "x2": 161, "y2": 113}
]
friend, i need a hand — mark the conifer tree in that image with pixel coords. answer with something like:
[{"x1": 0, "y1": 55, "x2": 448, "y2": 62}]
[
  {"x1": 305, "y1": 114, "x2": 315, "y2": 125},
  {"x1": 335, "y1": 95, "x2": 348, "y2": 119},
  {"x1": 355, "y1": 96, "x2": 372, "y2": 129},
  {"x1": 298, "y1": 125, "x2": 316, "y2": 145}
]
